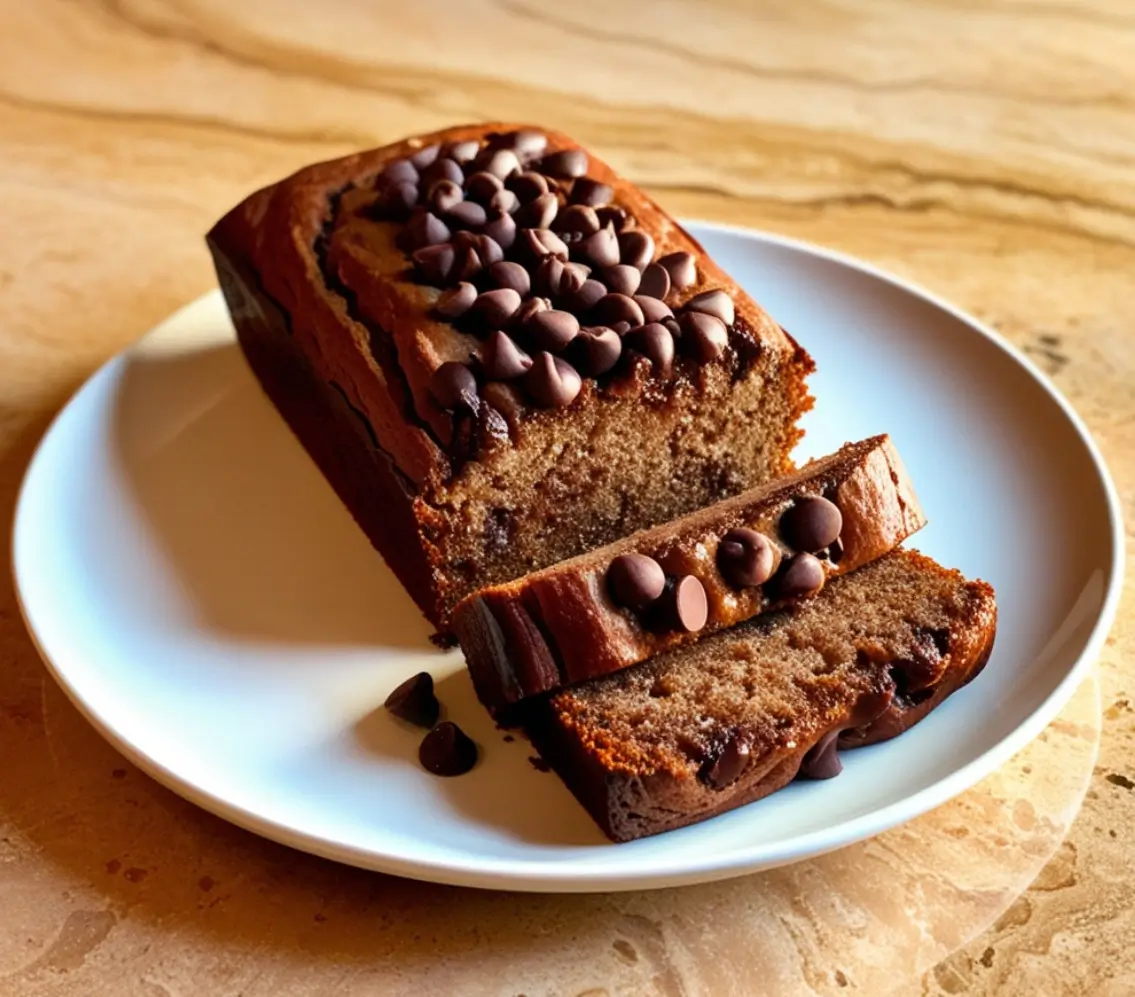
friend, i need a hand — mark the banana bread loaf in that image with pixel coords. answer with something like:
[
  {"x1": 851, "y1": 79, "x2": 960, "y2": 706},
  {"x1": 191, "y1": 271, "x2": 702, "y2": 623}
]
[
  {"x1": 455, "y1": 435, "x2": 925, "y2": 712},
  {"x1": 207, "y1": 124, "x2": 813, "y2": 631},
  {"x1": 521, "y1": 549, "x2": 996, "y2": 842}
]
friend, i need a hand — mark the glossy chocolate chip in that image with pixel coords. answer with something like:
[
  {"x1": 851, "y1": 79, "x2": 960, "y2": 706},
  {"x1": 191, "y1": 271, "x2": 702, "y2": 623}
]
[
  {"x1": 381, "y1": 158, "x2": 418, "y2": 185},
  {"x1": 775, "y1": 552, "x2": 826, "y2": 599},
  {"x1": 601, "y1": 264, "x2": 641, "y2": 296},
  {"x1": 799, "y1": 731, "x2": 842, "y2": 780},
  {"x1": 716, "y1": 528, "x2": 778, "y2": 588},
  {"x1": 375, "y1": 180, "x2": 419, "y2": 219},
  {"x1": 571, "y1": 278, "x2": 608, "y2": 313},
  {"x1": 420, "y1": 156, "x2": 465, "y2": 190},
  {"x1": 685, "y1": 288, "x2": 735, "y2": 326},
  {"x1": 477, "y1": 148, "x2": 521, "y2": 180},
  {"x1": 611, "y1": 320, "x2": 632, "y2": 336},
  {"x1": 470, "y1": 232, "x2": 504, "y2": 267},
  {"x1": 575, "y1": 224, "x2": 620, "y2": 268},
  {"x1": 480, "y1": 330, "x2": 532, "y2": 380},
  {"x1": 488, "y1": 260, "x2": 531, "y2": 296},
  {"x1": 626, "y1": 322, "x2": 675, "y2": 375},
  {"x1": 571, "y1": 326, "x2": 622, "y2": 376},
  {"x1": 525, "y1": 309, "x2": 580, "y2": 352},
  {"x1": 679, "y1": 311, "x2": 729, "y2": 362},
  {"x1": 409, "y1": 143, "x2": 441, "y2": 169},
  {"x1": 539, "y1": 148, "x2": 588, "y2": 179},
  {"x1": 780, "y1": 495, "x2": 843, "y2": 553},
  {"x1": 514, "y1": 191, "x2": 558, "y2": 230},
  {"x1": 481, "y1": 210, "x2": 517, "y2": 250},
  {"x1": 443, "y1": 139, "x2": 480, "y2": 164},
  {"x1": 465, "y1": 171, "x2": 504, "y2": 203},
  {"x1": 383, "y1": 671, "x2": 439, "y2": 728},
  {"x1": 449, "y1": 246, "x2": 483, "y2": 283},
  {"x1": 666, "y1": 575, "x2": 708, "y2": 632},
  {"x1": 606, "y1": 553, "x2": 666, "y2": 609},
  {"x1": 419, "y1": 721, "x2": 478, "y2": 776},
  {"x1": 427, "y1": 179, "x2": 464, "y2": 215},
  {"x1": 618, "y1": 230, "x2": 655, "y2": 270},
  {"x1": 503, "y1": 129, "x2": 548, "y2": 161},
  {"x1": 702, "y1": 733, "x2": 751, "y2": 788},
  {"x1": 430, "y1": 361, "x2": 478, "y2": 412},
  {"x1": 401, "y1": 210, "x2": 451, "y2": 250},
  {"x1": 434, "y1": 281, "x2": 478, "y2": 320},
  {"x1": 635, "y1": 295, "x2": 673, "y2": 324},
  {"x1": 555, "y1": 204, "x2": 600, "y2": 236},
  {"x1": 412, "y1": 243, "x2": 456, "y2": 285},
  {"x1": 594, "y1": 293, "x2": 645, "y2": 327},
  {"x1": 571, "y1": 178, "x2": 614, "y2": 207},
  {"x1": 638, "y1": 262, "x2": 671, "y2": 299},
  {"x1": 514, "y1": 296, "x2": 550, "y2": 327},
  {"x1": 470, "y1": 287, "x2": 522, "y2": 327},
  {"x1": 661, "y1": 316, "x2": 680, "y2": 336},
  {"x1": 507, "y1": 170, "x2": 550, "y2": 202},
  {"x1": 517, "y1": 228, "x2": 569, "y2": 263},
  {"x1": 490, "y1": 188, "x2": 520, "y2": 215},
  {"x1": 524, "y1": 353, "x2": 582, "y2": 408},
  {"x1": 596, "y1": 205, "x2": 629, "y2": 231},
  {"x1": 657, "y1": 251, "x2": 697, "y2": 290},
  {"x1": 446, "y1": 200, "x2": 487, "y2": 230}
]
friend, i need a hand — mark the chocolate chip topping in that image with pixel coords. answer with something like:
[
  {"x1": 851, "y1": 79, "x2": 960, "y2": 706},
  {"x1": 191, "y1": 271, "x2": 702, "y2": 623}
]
[
  {"x1": 576, "y1": 224, "x2": 620, "y2": 268},
  {"x1": 618, "y1": 230, "x2": 655, "y2": 270},
  {"x1": 446, "y1": 200, "x2": 487, "y2": 230},
  {"x1": 635, "y1": 295, "x2": 673, "y2": 324},
  {"x1": 409, "y1": 143, "x2": 441, "y2": 169},
  {"x1": 470, "y1": 287, "x2": 522, "y2": 327},
  {"x1": 499, "y1": 129, "x2": 549, "y2": 161},
  {"x1": 716, "y1": 527, "x2": 779, "y2": 588},
  {"x1": 402, "y1": 210, "x2": 451, "y2": 250},
  {"x1": 571, "y1": 178, "x2": 614, "y2": 207},
  {"x1": 444, "y1": 139, "x2": 480, "y2": 164},
  {"x1": 570, "y1": 326, "x2": 622, "y2": 376},
  {"x1": 383, "y1": 671, "x2": 440, "y2": 728},
  {"x1": 657, "y1": 251, "x2": 697, "y2": 290},
  {"x1": 434, "y1": 281, "x2": 477, "y2": 319},
  {"x1": 465, "y1": 171, "x2": 504, "y2": 203},
  {"x1": 596, "y1": 205, "x2": 628, "y2": 231},
  {"x1": 780, "y1": 495, "x2": 843, "y2": 553},
  {"x1": 701, "y1": 732, "x2": 751, "y2": 788},
  {"x1": 419, "y1": 721, "x2": 478, "y2": 776},
  {"x1": 638, "y1": 262, "x2": 671, "y2": 299},
  {"x1": 376, "y1": 180, "x2": 419, "y2": 219},
  {"x1": 412, "y1": 243, "x2": 456, "y2": 285},
  {"x1": 798, "y1": 731, "x2": 842, "y2": 780},
  {"x1": 679, "y1": 311, "x2": 729, "y2": 362},
  {"x1": 525, "y1": 309, "x2": 580, "y2": 352},
  {"x1": 626, "y1": 322, "x2": 675, "y2": 375},
  {"x1": 420, "y1": 156, "x2": 465, "y2": 189},
  {"x1": 524, "y1": 352, "x2": 582, "y2": 408},
  {"x1": 477, "y1": 148, "x2": 521, "y2": 180},
  {"x1": 508, "y1": 170, "x2": 550, "y2": 202},
  {"x1": 539, "y1": 148, "x2": 589, "y2": 178},
  {"x1": 555, "y1": 204, "x2": 601, "y2": 237},
  {"x1": 427, "y1": 179, "x2": 464, "y2": 215},
  {"x1": 481, "y1": 330, "x2": 532, "y2": 380},
  {"x1": 490, "y1": 188, "x2": 520, "y2": 215},
  {"x1": 775, "y1": 552, "x2": 826, "y2": 599},
  {"x1": 430, "y1": 361, "x2": 479, "y2": 412},
  {"x1": 571, "y1": 278, "x2": 608, "y2": 313},
  {"x1": 514, "y1": 296, "x2": 550, "y2": 327},
  {"x1": 685, "y1": 288, "x2": 735, "y2": 326},
  {"x1": 594, "y1": 293, "x2": 645, "y2": 327},
  {"x1": 606, "y1": 553, "x2": 666, "y2": 609},
  {"x1": 517, "y1": 228, "x2": 569, "y2": 263},
  {"x1": 664, "y1": 575, "x2": 709, "y2": 632},
  {"x1": 515, "y1": 191, "x2": 559, "y2": 230},
  {"x1": 601, "y1": 264, "x2": 641, "y2": 296},
  {"x1": 481, "y1": 210, "x2": 517, "y2": 249},
  {"x1": 488, "y1": 260, "x2": 531, "y2": 296}
]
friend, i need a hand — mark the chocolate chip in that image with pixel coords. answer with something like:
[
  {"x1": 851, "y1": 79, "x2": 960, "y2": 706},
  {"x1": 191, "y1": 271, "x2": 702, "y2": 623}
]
[
  {"x1": 375, "y1": 180, "x2": 419, "y2": 219},
  {"x1": 450, "y1": 246, "x2": 483, "y2": 283},
  {"x1": 571, "y1": 178, "x2": 614, "y2": 207},
  {"x1": 594, "y1": 293, "x2": 645, "y2": 327},
  {"x1": 596, "y1": 205, "x2": 629, "y2": 231},
  {"x1": 507, "y1": 170, "x2": 550, "y2": 202},
  {"x1": 446, "y1": 200, "x2": 487, "y2": 230},
  {"x1": 470, "y1": 287, "x2": 522, "y2": 327},
  {"x1": 716, "y1": 528, "x2": 778, "y2": 587},
  {"x1": 383, "y1": 671, "x2": 439, "y2": 728},
  {"x1": 409, "y1": 143, "x2": 442, "y2": 169},
  {"x1": 400, "y1": 210, "x2": 451, "y2": 250},
  {"x1": 477, "y1": 148, "x2": 521, "y2": 180},
  {"x1": 487, "y1": 260, "x2": 531, "y2": 296},
  {"x1": 502, "y1": 129, "x2": 549, "y2": 161},
  {"x1": 382, "y1": 158, "x2": 418, "y2": 185},
  {"x1": 514, "y1": 192, "x2": 558, "y2": 230},
  {"x1": 635, "y1": 295, "x2": 673, "y2": 324},
  {"x1": 434, "y1": 281, "x2": 478, "y2": 320},
  {"x1": 575, "y1": 224, "x2": 620, "y2": 268},
  {"x1": 638, "y1": 262, "x2": 671, "y2": 299},
  {"x1": 679, "y1": 311, "x2": 729, "y2": 362},
  {"x1": 443, "y1": 139, "x2": 480, "y2": 164},
  {"x1": 799, "y1": 731, "x2": 842, "y2": 780},
  {"x1": 570, "y1": 278, "x2": 608, "y2": 313},
  {"x1": 465, "y1": 171, "x2": 504, "y2": 203},
  {"x1": 662, "y1": 316, "x2": 680, "y2": 336},
  {"x1": 524, "y1": 353, "x2": 582, "y2": 408},
  {"x1": 514, "y1": 296, "x2": 550, "y2": 327},
  {"x1": 490, "y1": 188, "x2": 519, "y2": 215},
  {"x1": 517, "y1": 228, "x2": 569, "y2": 263},
  {"x1": 775, "y1": 552, "x2": 826, "y2": 599},
  {"x1": 780, "y1": 495, "x2": 843, "y2": 553},
  {"x1": 664, "y1": 575, "x2": 708, "y2": 632},
  {"x1": 555, "y1": 204, "x2": 600, "y2": 236},
  {"x1": 430, "y1": 361, "x2": 479, "y2": 412},
  {"x1": 571, "y1": 326, "x2": 622, "y2": 376},
  {"x1": 419, "y1": 721, "x2": 478, "y2": 776},
  {"x1": 539, "y1": 148, "x2": 588, "y2": 179},
  {"x1": 702, "y1": 733, "x2": 751, "y2": 788},
  {"x1": 469, "y1": 232, "x2": 504, "y2": 267},
  {"x1": 606, "y1": 553, "x2": 665, "y2": 609},
  {"x1": 420, "y1": 156, "x2": 465, "y2": 190},
  {"x1": 657, "y1": 251, "x2": 697, "y2": 290},
  {"x1": 525, "y1": 309, "x2": 580, "y2": 352},
  {"x1": 601, "y1": 264, "x2": 641, "y2": 296},
  {"x1": 626, "y1": 322, "x2": 675, "y2": 375},
  {"x1": 480, "y1": 330, "x2": 533, "y2": 380},
  {"x1": 427, "y1": 179, "x2": 463, "y2": 215},
  {"x1": 482, "y1": 210, "x2": 517, "y2": 250},
  {"x1": 685, "y1": 288, "x2": 734, "y2": 326},
  {"x1": 618, "y1": 230, "x2": 655, "y2": 270},
  {"x1": 412, "y1": 243, "x2": 456, "y2": 285}
]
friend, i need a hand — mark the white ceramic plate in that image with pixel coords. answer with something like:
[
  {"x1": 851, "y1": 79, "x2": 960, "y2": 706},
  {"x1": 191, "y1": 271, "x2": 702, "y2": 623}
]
[{"x1": 13, "y1": 225, "x2": 1123, "y2": 892}]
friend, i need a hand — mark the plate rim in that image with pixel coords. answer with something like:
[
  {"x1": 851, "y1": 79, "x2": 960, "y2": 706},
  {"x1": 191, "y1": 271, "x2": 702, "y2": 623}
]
[{"x1": 11, "y1": 223, "x2": 1125, "y2": 892}]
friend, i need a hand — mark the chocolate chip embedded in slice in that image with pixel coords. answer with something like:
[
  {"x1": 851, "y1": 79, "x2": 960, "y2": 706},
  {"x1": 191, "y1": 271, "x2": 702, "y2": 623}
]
[
  {"x1": 625, "y1": 322, "x2": 675, "y2": 376},
  {"x1": 601, "y1": 264, "x2": 641, "y2": 297},
  {"x1": 480, "y1": 330, "x2": 533, "y2": 380},
  {"x1": 656, "y1": 251, "x2": 697, "y2": 290},
  {"x1": 539, "y1": 148, "x2": 589, "y2": 178},
  {"x1": 430, "y1": 361, "x2": 479, "y2": 412},
  {"x1": 606, "y1": 553, "x2": 666, "y2": 609},
  {"x1": 638, "y1": 262, "x2": 671, "y2": 300},
  {"x1": 524, "y1": 352, "x2": 583, "y2": 408},
  {"x1": 701, "y1": 732, "x2": 751, "y2": 788},
  {"x1": 412, "y1": 243, "x2": 457, "y2": 285},
  {"x1": 775, "y1": 552, "x2": 826, "y2": 599},
  {"x1": 576, "y1": 224, "x2": 620, "y2": 268},
  {"x1": 798, "y1": 731, "x2": 842, "y2": 780},
  {"x1": 663, "y1": 575, "x2": 708, "y2": 632},
  {"x1": 594, "y1": 293, "x2": 645, "y2": 328},
  {"x1": 571, "y1": 178, "x2": 614, "y2": 207},
  {"x1": 419, "y1": 721, "x2": 478, "y2": 776},
  {"x1": 381, "y1": 157, "x2": 419, "y2": 185},
  {"x1": 780, "y1": 495, "x2": 843, "y2": 553},
  {"x1": 635, "y1": 295, "x2": 673, "y2": 324},
  {"x1": 570, "y1": 326, "x2": 622, "y2": 376},
  {"x1": 507, "y1": 170, "x2": 550, "y2": 203},
  {"x1": 488, "y1": 260, "x2": 531, "y2": 297},
  {"x1": 514, "y1": 192, "x2": 558, "y2": 230},
  {"x1": 678, "y1": 311, "x2": 729, "y2": 363},
  {"x1": 434, "y1": 281, "x2": 478, "y2": 320},
  {"x1": 525, "y1": 310, "x2": 580, "y2": 353},
  {"x1": 716, "y1": 527, "x2": 779, "y2": 588},
  {"x1": 383, "y1": 671, "x2": 440, "y2": 728},
  {"x1": 469, "y1": 287, "x2": 522, "y2": 327},
  {"x1": 481, "y1": 210, "x2": 517, "y2": 250},
  {"x1": 618, "y1": 230, "x2": 655, "y2": 270},
  {"x1": 685, "y1": 288, "x2": 735, "y2": 326}
]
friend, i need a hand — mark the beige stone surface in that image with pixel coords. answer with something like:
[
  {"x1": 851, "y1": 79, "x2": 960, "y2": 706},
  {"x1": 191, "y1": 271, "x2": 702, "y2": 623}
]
[{"x1": 0, "y1": 1, "x2": 1132, "y2": 994}]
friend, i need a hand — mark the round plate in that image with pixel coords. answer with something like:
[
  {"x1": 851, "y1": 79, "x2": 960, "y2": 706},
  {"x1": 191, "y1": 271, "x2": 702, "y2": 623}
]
[{"x1": 12, "y1": 224, "x2": 1123, "y2": 892}]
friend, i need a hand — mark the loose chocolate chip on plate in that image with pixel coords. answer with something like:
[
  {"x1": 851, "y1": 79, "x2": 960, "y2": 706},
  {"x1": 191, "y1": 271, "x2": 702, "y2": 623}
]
[
  {"x1": 524, "y1": 352, "x2": 582, "y2": 408},
  {"x1": 638, "y1": 262, "x2": 671, "y2": 299},
  {"x1": 517, "y1": 228, "x2": 570, "y2": 263},
  {"x1": 375, "y1": 180, "x2": 419, "y2": 219},
  {"x1": 702, "y1": 732, "x2": 751, "y2": 788},
  {"x1": 412, "y1": 243, "x2": 456, "y2": 285},
  {"x1": 427, "y1": 179, "x2": 464, "y2": 215},
  {"x1": 419, "y1": 721, "x2": 478, "y2": 776},
  {"x1": 606, "y1": 553, "x2": 666, "y2": 609},
  {"x1": 383, "y1": 671, "x2": 439, "y2": 728},
  {"x1": 409, "y1": 143, "x2": 442, "y2": 169},
  {"x1": 465, "y1": 170, "x2": 504, "y2": 203},
  {"x1": 716, "y1": 527, "x2": 779, "y2": 588},
  {"x1": 514, "y1": 191, "x2": 558, "y2": 230},
  {"x1": 618, "y1": 230, "x2": 655, "y2": 270},
  {"x1": 488, "y1": 260, "x2": 531, "y2": 296},
  {"x1": 657, "y1": 251, "x2": 697, "y2": 290},
  {"x1": 571, "y1": 178, "x2": 614, "y2": 207},
  {"x1": 685, "y1": 288, "x2": 735, "y2": 326},
  {"x1": 480, "y1": 330, "x2": 533, "y2": 380},
  {"x1": 626, "y1": 322, "x2": 674, "y2": 375},
  {"x1": 799, "y1": 731, "x2": 842, "y2": 780},
  {"x1": 539, "y1": 148, "x2": 589, "y2": 179},
  {"x1": 443, "y1": 139, "x2": 480, "y2": 164},
  {"x1": 679, "y1": 311, "x2": 729, "y2": 362},
  {"x1": 601, "y1": 264, "x2": 641, "y2": 297},
  {"x1": 570, "y1": 278, "x2": 608, "y2": 313},
  {"x1": 576, "y1": 224, "x2": 620, "y2": 268},
  {"x1": 381, "y1": 158, "x2": 418, "y2": 185},
  {"x1": 430, "y1": 361, "x2": 479, "y2": 412},
  {"x1": 525, "y1": 309, "x2": 580, "y2": 353},
  {"x1": 446, "y1": 200, "x2": 488, "y2": 230},
  {"x1": 664, "y1": 575, "x2": 708, "y2": 632},
  {"x1": 470, "y1": 287, "x2": 522, "y2": 327},
  {"x1": 571, "y1": 326, "x2": 622, "y2": 376},
  {"x1": 775, "y1": 552, "x2": 826, "y2": 599},
  {"x1": 594, "y1": 292, "x2": 645, "y2": 327},
  {"x1": 420, "y1": 156, "x2": 465, "y2": 190},
  {"x1": 490, "y1": 188, "x2": 520, "y2": 215},
  {"x1": 507, "y1": 170, "x2": 550, "y2": 202},
  {"x1": 635, "y1": 295, "x2": 673, "y2": 324},
  {"x1": 400, "y1": 210, "x2": 451, "y2": 251},
  {"x1": 596, "y1": 205, "x2": 629, "y2": 231},
  {"x1": 555, "y1": 203, "x2": 600, "y2": 236},
  {"x1": 481, "y1": 210, "x2": 517, "y2": 250},
  {"x1": 780, "y1": 495, "x2": 843, "y2": 553},
  {"x1": 434, "y1": 281, "x2": 478, "y2": 320}
]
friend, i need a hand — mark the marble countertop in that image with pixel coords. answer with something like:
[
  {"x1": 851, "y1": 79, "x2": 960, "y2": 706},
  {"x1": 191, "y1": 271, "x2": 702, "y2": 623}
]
[{"x1": 0, "y1": 2, "x2": 1131, "y2": 994}]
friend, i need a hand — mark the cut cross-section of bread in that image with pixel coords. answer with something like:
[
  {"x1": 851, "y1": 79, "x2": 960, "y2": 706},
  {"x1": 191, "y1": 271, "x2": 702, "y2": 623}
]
[
  {"x1": 520, "y1": 549, "x2": 996, "y2": 842},
  {"x1": 454, "y1": 435, "x2": 926, "y2": 713}
]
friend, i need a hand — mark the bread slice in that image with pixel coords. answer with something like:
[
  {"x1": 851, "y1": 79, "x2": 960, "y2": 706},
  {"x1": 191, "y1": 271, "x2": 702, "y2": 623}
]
[
  {"x1": 520, "y1": 549, "x2": 996, "y2": 842},
  {"x1": 207, "y1": 124, "x2": 813, "y2": 631},
  {"x1": 454, "y1": 435, "x2": 925, "y2": 712}
]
